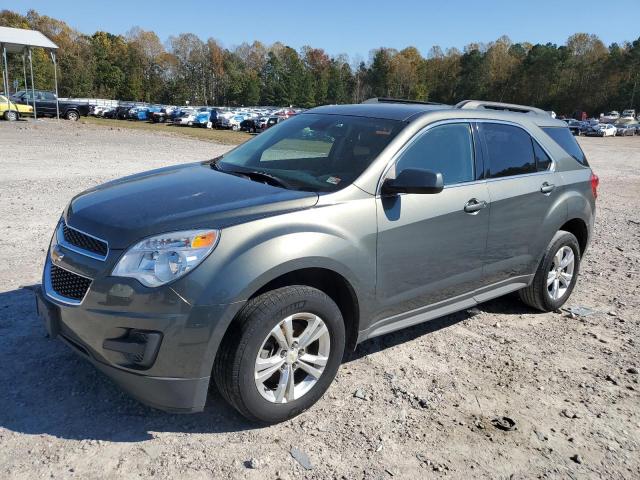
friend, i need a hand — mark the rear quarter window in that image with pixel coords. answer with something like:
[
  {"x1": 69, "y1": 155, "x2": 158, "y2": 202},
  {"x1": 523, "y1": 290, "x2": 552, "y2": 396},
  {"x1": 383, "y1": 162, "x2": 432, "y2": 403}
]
[{"x1": 542, "y1": 127, "x2": 589, "y2": 166}]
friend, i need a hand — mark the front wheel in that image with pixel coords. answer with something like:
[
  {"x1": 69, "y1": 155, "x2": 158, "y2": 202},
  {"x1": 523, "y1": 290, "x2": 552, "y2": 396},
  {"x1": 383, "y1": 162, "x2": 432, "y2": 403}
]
[
  {"x1": 214, "y1": 286, "x2": 345, "y2": 423},
  {"x1": 519, "y1": 231, "x2": 581, "y2": 311},
  {"x1": 3, "y1": 110, "x2": 18, "y2": 121}
]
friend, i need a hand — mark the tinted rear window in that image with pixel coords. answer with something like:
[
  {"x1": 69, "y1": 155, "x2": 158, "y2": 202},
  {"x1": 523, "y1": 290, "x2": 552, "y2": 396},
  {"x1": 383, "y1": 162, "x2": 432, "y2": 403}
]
[
  {"x1": 533, "y1": 140, "x2": 552, "y2": 171},
  {"x1": 480, "y1": 123, "x2": 536, "y2": 178},
  {"x1": 542, "y1": 127, "x2": 589, "y2": 166}
]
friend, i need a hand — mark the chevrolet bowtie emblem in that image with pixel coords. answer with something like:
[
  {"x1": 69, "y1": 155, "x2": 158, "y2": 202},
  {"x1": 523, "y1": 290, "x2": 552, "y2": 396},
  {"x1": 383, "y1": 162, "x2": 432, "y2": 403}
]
[{"x1": 51, "y1": 246, "x2": 65, "y2": 263}]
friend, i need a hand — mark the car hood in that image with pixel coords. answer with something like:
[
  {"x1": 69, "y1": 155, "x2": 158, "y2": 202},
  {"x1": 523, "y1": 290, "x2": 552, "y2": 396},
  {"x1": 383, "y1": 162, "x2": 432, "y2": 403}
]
[{"x1": 64, "y1": 162, "x2": 318, "y2": 249}]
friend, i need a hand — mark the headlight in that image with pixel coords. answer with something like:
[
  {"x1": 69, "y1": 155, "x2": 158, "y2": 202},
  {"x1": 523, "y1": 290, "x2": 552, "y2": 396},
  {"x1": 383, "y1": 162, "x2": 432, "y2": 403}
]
[{"x1": 112, "y1": 230, "x2": 220, "y2": 287}]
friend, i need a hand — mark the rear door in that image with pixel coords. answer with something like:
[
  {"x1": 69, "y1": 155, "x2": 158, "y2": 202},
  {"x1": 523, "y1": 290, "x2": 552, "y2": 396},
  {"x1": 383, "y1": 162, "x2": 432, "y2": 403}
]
[
  {"x1": 375, "y1": 121, "x2": 490, "y2": 320},
  {"x1": 479, "y1": 122, "x2": 559, "y2": 286}
]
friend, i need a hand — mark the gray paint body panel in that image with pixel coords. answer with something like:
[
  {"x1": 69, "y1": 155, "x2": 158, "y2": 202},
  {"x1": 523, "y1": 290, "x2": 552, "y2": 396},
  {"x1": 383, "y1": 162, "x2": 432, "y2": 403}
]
[{"x1": 38, "y1": 104, "x2": 595, "y2": 412}]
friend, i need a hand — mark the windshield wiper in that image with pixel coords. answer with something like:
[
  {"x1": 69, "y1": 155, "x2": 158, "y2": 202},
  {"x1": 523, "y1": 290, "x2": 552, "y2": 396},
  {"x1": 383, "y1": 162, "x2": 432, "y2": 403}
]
[
  {"x1": 210, "y1": 160, "x2": 294, "y2": 189},
  {"x1": 236, "y1": 170, "x2": 295, "y2": 190},
  {"x1": 209, "y1": 156, "x2": 224, "y2": 171}
]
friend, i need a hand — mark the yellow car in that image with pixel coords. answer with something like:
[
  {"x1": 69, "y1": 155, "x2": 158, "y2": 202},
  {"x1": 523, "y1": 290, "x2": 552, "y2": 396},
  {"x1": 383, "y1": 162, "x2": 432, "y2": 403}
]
[{"x1": 0, "y1": 95, "x2": 34, "y2": 121}]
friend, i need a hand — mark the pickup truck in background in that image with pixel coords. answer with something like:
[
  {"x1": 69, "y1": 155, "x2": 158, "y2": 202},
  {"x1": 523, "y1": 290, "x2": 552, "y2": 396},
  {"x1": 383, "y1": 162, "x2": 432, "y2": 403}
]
[{"x1": 10, "y1": 90, "x2": 90, "y2": 120}]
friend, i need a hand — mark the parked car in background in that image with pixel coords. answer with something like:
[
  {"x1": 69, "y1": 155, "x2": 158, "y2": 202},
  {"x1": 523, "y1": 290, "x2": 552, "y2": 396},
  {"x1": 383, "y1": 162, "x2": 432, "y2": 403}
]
[
  {"x1": 586, "y1": 123, "x2": 616, "y2": 137},
  {"x1": 151, "y1": 106, "x2": 175, "y2": 123},
  {"x1": 102, "y1": 107, "x2": 117, "y2": 119},
  {"x1": 240, "y1": 116, "x2": 261, "y2": 133},
  {"x1": 266, "y1": 116, "x2": 286, "y2": 129},
  {"x1": 115, "y1": 105, "x2": 132, "y2": 120},
  {"x1": 0, "y1": 94, "x2": 34, "y2": 120},
  {"x1": 194, "y1": 108, "x2": 219, "y2": 128},
  {"x1": 10, "y1": 90, "x2": 90, "y2": 120},
  {"x1": 621, "y1": 109, "x2": 636, "y2": 120},
  {"x1": 173, "y1": 109, "x2": 196, "y2": 126},
  {"x1": 614, "y1": 123, "x2": 637, "y2": 136},
  {"x1": 567, "y1": 120, "x2": 585, "y2": 136},
  {"x1": 600, "y1": 111, "x2": 620, "y2": 124}
]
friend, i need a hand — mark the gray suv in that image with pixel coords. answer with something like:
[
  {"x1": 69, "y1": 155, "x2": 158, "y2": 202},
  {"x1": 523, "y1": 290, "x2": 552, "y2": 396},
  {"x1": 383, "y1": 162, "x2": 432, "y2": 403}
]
[{"x1": 36, "y1": 98, "x2": 598, "y2": 423}]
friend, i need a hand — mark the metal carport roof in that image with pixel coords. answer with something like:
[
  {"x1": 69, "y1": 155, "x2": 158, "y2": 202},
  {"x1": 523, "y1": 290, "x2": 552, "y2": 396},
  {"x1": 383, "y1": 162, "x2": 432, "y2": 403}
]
[
  {"x1": 0, "y1": 26, "x2": 59, "y2": 52},
  {"x1": 0, "y1": 26, "x2": 60, "y2": 120}
]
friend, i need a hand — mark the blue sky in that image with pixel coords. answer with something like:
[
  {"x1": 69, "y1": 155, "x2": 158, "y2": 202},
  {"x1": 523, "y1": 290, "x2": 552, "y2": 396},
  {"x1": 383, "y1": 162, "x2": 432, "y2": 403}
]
[{"x1": 8, "y1": 0, "x2": 635, "y2": 59}]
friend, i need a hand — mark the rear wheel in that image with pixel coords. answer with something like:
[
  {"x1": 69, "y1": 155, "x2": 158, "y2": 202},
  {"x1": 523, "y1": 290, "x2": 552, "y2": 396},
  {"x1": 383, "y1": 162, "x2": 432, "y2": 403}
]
[
  {"x1": 519, "y1": 231, "x2": 581, "y2": 311},
  {"x1": 214, "y1": 286, "x2": 345, "y2": 423},
  {"x1": 65, "y1": 110, "x2": 79, "y2": 121},
  {"x1": 4, "y1": 110, "x2": 18, "y2": 121}
]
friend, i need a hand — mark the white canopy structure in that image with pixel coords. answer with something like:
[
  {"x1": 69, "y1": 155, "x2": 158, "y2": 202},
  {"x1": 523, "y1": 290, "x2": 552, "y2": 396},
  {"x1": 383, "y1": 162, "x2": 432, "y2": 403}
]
[{"x1": 0, "y1": 26, "x2": 60, "y2": 120}]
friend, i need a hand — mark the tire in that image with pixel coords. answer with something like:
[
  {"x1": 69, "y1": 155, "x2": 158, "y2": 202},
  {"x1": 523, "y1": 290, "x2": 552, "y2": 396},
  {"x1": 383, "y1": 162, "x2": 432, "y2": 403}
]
[
  {"x1": 519, "y1": 231, "x2": 581, "y2": 312},
  {"x1": 65, "y1": 110, "x2": 79, "y2": 121},
  {"x1": 232, "y1": 124, "x2": 239, "y2": 131},
  {"x1": 214, "y1": 286, "x2": 345, "y2": 423},
  {"x1": 4, "y1": 110, "x2": 18, "y2": 121}
]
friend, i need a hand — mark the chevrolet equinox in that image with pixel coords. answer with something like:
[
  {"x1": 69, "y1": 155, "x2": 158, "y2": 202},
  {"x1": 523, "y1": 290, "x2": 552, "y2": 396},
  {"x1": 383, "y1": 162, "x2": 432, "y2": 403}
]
[{"x1": 36, "y1": 98, "x2": 598, "y2": 423}]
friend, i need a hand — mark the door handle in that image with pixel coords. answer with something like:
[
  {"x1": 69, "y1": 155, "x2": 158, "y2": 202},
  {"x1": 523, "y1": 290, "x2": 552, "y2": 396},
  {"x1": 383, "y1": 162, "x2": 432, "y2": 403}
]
[
  {"x1": 540, "y1": 182, "x2": 555, "y2": 194},
  {"x1": 463, "y1": 198, "x2": 487, "y2": 213}
]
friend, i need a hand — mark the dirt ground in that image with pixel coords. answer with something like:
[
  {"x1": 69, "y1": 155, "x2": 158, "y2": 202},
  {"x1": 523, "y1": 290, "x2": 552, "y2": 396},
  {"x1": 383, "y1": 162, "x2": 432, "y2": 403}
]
[{"x1": 0, "y1": 119, "x2": 638, "y2": 480}]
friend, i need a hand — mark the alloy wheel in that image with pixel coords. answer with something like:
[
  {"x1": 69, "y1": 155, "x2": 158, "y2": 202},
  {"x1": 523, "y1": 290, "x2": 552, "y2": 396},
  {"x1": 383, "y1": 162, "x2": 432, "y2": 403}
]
[
  {"x1": 254, "y1": 312, "x2": 330, "y2": 403},
  {"x1": 547, "y1": 245, "x2": 575, "y2": 300}
]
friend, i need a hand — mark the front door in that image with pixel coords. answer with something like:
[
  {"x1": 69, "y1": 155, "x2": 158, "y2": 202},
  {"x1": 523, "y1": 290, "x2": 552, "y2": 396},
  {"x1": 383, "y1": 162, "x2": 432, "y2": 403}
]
[
  {"x1": 375, "y1": 122, "x2": 490, "y2": 321},
  {"x1": 38, "y1": 91, "x2": 57, "y2": 116}
]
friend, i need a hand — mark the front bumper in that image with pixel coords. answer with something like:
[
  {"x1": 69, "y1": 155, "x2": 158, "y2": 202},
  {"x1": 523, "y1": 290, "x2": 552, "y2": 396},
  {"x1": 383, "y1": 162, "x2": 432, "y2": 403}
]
[
  {"x1": 37, "y1": 284, "x2": 210, "y2": 412},
  {"x1": 38, "y1": 227, "x2": 245, "y2": 412}
]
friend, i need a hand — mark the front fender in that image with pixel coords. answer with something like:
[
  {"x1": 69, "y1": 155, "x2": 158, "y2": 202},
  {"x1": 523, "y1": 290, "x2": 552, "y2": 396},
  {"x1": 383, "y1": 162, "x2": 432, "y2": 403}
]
[{"x1": 174, "y1": 197, "x2": 378, "y2": 376}]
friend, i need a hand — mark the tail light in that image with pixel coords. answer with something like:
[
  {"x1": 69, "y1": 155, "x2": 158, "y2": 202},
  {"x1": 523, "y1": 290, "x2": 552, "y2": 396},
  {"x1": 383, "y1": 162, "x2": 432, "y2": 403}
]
[{"x1": 590, "y1": 173, "x2": 599, "y2": 199}]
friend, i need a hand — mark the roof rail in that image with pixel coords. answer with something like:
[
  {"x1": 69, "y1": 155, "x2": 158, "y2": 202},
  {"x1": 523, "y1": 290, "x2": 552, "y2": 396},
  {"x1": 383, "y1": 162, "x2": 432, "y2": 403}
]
[
  {"x1": 363, "y1": 97, "x2": 446, "y2": 106},
  {"x1": 455, "y1": 100, "x2": 549, "y2": 116}
]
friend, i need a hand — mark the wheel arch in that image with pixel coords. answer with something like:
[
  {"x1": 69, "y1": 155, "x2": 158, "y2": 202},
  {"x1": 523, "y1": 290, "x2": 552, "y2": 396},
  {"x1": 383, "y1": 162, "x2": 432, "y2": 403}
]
[
  {"x1": 250, "y1": 267, "x2": 361, "y2": 352},
  {"x1": 559, "y1": 217, "x2": 589, "y2": 255}
]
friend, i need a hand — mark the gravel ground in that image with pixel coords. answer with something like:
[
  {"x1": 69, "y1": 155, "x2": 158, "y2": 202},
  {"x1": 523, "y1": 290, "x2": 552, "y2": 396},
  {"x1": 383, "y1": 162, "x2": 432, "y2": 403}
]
[{"x1": 0, "y1": 119, "x2": 638, "y2": 479}]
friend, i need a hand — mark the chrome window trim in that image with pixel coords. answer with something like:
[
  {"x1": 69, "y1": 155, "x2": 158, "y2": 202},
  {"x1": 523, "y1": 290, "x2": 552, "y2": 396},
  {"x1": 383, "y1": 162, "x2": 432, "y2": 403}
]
[
  {"x1": 57, "y1": 221, "x2": 109, "y2": 261},
  {"x1": 376, "y1": 118, "x2": 557, "y2": 195},
  {"x1": 44, "y1": 256, "x2": 93, "y2": 306}
]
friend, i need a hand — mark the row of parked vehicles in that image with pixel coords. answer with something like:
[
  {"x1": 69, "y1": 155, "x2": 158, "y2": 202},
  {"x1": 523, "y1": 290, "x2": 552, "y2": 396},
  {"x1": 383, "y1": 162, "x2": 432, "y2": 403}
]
[
  {"x1": 90, "y1": 103, "x2": 301, "y2": 133},
  {"x1": 1, "y1": 89, "x2": 91, "y2": 121},
  {"x1": 564, "y1": 109, "x2": 639, "y2": 137}
]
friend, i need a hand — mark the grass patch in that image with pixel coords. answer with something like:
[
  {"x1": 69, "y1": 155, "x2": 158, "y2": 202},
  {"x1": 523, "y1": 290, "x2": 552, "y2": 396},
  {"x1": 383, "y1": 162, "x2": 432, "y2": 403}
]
[{"x1": 80, "y1": 116, "x2": 251, "y2": 145}]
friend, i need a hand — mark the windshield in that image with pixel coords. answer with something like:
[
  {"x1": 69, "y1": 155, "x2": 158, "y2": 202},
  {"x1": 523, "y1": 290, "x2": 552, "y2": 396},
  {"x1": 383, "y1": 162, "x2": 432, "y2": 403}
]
[{"x1": 217, "y1": 113, "x2": 404, "y2": 192}]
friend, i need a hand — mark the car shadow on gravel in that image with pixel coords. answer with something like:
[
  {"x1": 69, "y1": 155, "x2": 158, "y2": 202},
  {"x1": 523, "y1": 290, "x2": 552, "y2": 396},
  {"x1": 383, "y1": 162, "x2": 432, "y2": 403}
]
[
  {"x1": 346, "y1": 292, "x2": 533, "y2": 362},
  {"x1": 0, "y1": 287, "x2": 534, "y2": 442},
  {"x1": 0, "y1": 287, "x2": 256, "y2": 442}
]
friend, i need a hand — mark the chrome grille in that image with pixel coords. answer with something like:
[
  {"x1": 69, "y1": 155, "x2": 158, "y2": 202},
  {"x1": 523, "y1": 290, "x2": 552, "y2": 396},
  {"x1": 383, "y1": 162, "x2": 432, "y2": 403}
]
[
  {"x1": 62, "y1": 223, "x2": 108, "y2": 258},
  {"x1": 50, "y1": 264, "x2": 92, "y2": 301}
]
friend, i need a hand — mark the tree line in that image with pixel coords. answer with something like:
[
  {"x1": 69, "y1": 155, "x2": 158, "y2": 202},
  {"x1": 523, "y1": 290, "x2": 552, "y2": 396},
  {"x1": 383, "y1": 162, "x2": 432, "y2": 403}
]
[{"x1": 2, "y1": 9, "x2": 639, "y2": 116}]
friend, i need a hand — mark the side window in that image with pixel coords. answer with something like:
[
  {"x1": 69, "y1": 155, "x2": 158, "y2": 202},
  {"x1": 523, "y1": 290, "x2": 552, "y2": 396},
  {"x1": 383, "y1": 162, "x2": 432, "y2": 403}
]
[
  {"x1": 395, "y1": 123, "x2": 475, "y2": 185},
  {"x1": 541, "y1": 127, "x2": 589, "y2": 166},
  {"x1": 43, "y1": 92, "x2": 56, "y2": 101},
  {"x1": 480, "y1": 123, "x2": 536, "y2": 178},
  {"x1": 532, "y1": 140, "x2": 552, "y2": 171}
]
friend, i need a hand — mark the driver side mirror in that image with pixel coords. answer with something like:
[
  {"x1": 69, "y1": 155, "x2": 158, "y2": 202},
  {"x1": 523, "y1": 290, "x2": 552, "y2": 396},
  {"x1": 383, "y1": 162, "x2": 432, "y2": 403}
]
[{"x1": 381, "y1": 168, "x2": 444, "y2": 195}]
